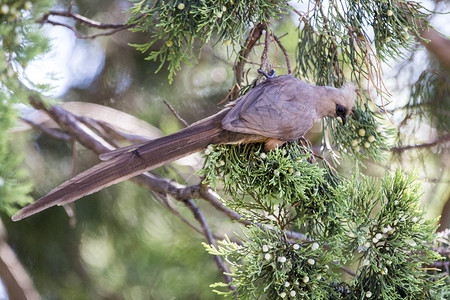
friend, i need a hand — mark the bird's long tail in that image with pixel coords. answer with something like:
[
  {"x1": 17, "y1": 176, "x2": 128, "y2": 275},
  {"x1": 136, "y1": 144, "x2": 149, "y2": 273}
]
[{"x1": 12, "y1": 109, "x2": 233, "y2": 221}]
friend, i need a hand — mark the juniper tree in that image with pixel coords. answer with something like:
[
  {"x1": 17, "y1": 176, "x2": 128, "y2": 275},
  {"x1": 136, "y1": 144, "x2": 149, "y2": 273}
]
[{"x1": 1, "y1": 0, "x2": 449, "y2": 298}]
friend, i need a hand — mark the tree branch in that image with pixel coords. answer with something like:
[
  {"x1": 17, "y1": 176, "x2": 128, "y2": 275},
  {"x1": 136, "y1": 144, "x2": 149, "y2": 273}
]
[
  {"x1": 163, "y1": 100, "x2": 189, "y2": 127},
  {"x1": 0, "y1": 220, "x2": 40, "y2": 300},
  {"x1": 390, "y1": 134, "x2": 450, "y2": 152},
  {"x1": 44, "y1": 10, "x2": 129, "y2": 29},
  {"x1": 414, "y1": 19, "x2": 450, "y2": 69},
  {"x1": 21, "y1": 117, "x2": 72, "y2": 141},
  {"x1": 184, "y1": 199, "x2": 234, "y2": 288},
  {"x1": 234, "y1": 23, "x2": 265, "y2": 97},
  {"x1": 273, "y1": 34, "x2": 292, "y2": 74},
  {"x1": 260, "y1": 28, "x2": 271, "y2": 73},
  {"x1": 39, "y1": 10, "x2": 140, "y2": 39}
]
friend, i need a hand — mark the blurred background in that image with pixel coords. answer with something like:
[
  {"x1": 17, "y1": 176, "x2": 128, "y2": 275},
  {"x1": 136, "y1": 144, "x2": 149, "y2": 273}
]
[{"x1": 2, "y1": 0, "x2": 449, "y2": 299}]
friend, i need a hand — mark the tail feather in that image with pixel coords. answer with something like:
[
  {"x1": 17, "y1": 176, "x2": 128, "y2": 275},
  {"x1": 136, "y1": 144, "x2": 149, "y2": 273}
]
[{"x1": 12, "y1": 109, "x2": 230, "y2": 221}]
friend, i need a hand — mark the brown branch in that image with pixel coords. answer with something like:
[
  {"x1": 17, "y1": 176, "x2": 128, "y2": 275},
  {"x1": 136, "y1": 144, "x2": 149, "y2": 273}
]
[
  {"x1": 418, "y1": 26, "x2": 450, "y2": 69},
  {"x1": 390, "y1": 134, "x2": 450, "y2": 152},
  {"x1": 42, "y1": 19, "x2": 132, "y2": 39},
  {"x1": 44, "y1": 10, "x2": 129, "y2": 29},
  {"x1": 40, "y1": 11, "x2": 141, "y2": 39},
  {"x1": 273, "y1": 34, "x2": 292, "y2": 74},
  {"x1": 340, "y1": 265, "x2": 356, "y2": 277},
  {"x1": 0, "y1": 220, "x2": 40, "y2": 300},
  {"x1": 260, "y1": 28, "x2": 271, "y2": 73},
  {"x1": 289, "y1": 1, "x2": 319, "y2": 23},
  {"x1": 74, "y1": 115, "x2": 150, "y2": 144},
  {"x1": 184, "y1": 199, "x2": 234, "y2": 288},
  {"x1": 234, "y1": 23, "x2": 265, "y2": 90},
  {"x1": 159, "y1": 194, "x2": 223, "y2": 240},
  {"x1": 21, "y1": 117, "x2": 72, "y2": 141},
  {"x1": 163, "y1": 100, "x2": 189, "y2": 127},
  {"x1": 397, "y1": 1, "x2": 450, "y2": 69}
]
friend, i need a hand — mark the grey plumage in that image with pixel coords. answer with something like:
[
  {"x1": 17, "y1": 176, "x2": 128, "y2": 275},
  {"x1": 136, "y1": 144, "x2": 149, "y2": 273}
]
[{"x1": 12, "y1": 75, "x2": 356, "y2": 221}]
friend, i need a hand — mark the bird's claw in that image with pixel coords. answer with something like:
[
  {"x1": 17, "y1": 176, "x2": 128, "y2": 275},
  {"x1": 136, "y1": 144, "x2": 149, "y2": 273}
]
[{"x1": 258, "y1": 69, "x2": 276, "y2": 79}]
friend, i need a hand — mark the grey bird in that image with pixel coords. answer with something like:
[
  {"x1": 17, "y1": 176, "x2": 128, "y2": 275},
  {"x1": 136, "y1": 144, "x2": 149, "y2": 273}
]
[{"x1": 12, "y1": 75, "x2": 356, "y2": 221}]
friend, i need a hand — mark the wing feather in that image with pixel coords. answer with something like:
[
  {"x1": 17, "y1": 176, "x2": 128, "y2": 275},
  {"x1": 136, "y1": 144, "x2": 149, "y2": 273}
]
[{"x1": 222, "y1": 75, "x2": 318, "y2": 140}]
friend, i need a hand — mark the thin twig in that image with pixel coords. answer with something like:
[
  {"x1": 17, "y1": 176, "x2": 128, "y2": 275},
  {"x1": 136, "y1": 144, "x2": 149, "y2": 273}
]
[
  {"x1": 184, "y1": 199, "x2": 234, "y2": 289},
  {"x1": 234, "y1": 23, "x2": 265, "y2": 94},
  {"x1": 21, "y1": 117, "x2": 72, "y2": 141},
  {"x1": 0, "y1": 220, "x2": 41, "y2": 300},
  {"x1": 44, "y1": 10, "x2": 129, "y2": 29},
  {"x1": 390, "y1": 134, "x2": 450, "y2": 152},
  {"x1": 159, "y1": 193, "x2": 224, "y2": 240},
  {"x1": 163, "y1": 100, "x2": 189, "y2": 127},
  {"x1": 199, "y1": 187, "x2": 307, "y2": 241},
  {"x1": 217, "y1": 83, "x2": 240, "y2": 105},
  {"x1": 42, "y1": 19, "x2": 133, "y2": 39},
  {"x1": 63, "y1": 140, "x2": 78, "y2": 228},
  {"x1": 273, "y1": 34, "x2": 292, "y2": 74},
  {"x1": 340, "y1": 265, "x2": 356, "y2": 277},
  {"x1": 260, "y1": 28, "x2": 271, "y2": 73},
  {"x1": 40, "y1": 11, "x2": 143, "y2": 39}
]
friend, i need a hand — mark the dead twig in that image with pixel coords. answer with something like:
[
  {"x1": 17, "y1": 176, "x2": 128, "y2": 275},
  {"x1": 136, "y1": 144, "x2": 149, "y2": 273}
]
[
  {"x1": 40, "y1": 10, "x2": 142, "y2": 39},
  {"x1": 184, "y1": 199, "x2": 234, "y2": 288},
  {"x1": 234, "y1": 23, "x2": 265, "y2": 98},
  {"x1": 390, "y1": 134, "x2": 450, "y2": 152},
  {"x1": 159, "y1": 193, "x2": 224, "y2": 240},
  {"x1": 21, "y1": 117, "x2": 72, "y2": 141},
  {"x1": 273, "y1": 34, "x2": 292, "y2": 74},
  {"x1": 260, "y1": 28, "x2": 271, "y2": 73},
  {"x1": 163, "y1": 100, "x2": 189, "y2": 127}
]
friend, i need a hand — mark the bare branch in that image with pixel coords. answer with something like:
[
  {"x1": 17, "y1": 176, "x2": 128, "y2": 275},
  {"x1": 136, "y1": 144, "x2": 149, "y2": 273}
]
[
  {"x1": 260, "y1": 28, "x2": 271, "y2": 72},
  {"x1": 234, "y1": 23, "x2": 265, "y2": 92},
  {"x1": 41, "y1": 19, "x2": 132, "y2": 39},
  {"x1": 0, "y1": 220, "x2": 40, "y2": 300},
  {"x1": 273, "y1": 34, "x2": 292, "y2": 74},
  {"x1": 184, "y1": 199, "x2": 234, "y2": 288},
  {"x1": 39, "y1": 11, "x2": 141, "y2": 39},
  {"x1": 163, "y1": 100, "x2": 189, "y2": 127},
  {"x1": 21, "y1": 117, "x2": 72, "y2": 141},
  {"x1": 44, "y1": 10, "x2": 129, "y2": 29},
  {"x1": 340, "y1": 265, "x2": 356, "y2": 277},
  {"x1": 390, "y1": 134, "x2": 450, "y2": 152},
  {"x1": 159, "y1": 193, "x2": 224, "y2": 240}
]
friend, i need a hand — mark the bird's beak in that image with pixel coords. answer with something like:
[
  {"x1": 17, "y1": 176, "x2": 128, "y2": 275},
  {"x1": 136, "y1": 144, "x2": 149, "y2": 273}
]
[{"x1": 340, "y1": 115, "x2": 347, "y2": 125}]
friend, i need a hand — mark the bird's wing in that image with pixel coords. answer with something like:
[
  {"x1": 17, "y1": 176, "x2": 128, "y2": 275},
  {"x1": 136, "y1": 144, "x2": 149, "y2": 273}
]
[{"x1": 222, "y1": 75, "x2": 317, "y2": 141}]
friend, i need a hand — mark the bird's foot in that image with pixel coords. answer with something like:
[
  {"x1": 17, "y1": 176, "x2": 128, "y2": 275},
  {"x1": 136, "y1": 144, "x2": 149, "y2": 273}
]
[{"x1": 257, "y1": 69, "x2": 276, "y2": 79}]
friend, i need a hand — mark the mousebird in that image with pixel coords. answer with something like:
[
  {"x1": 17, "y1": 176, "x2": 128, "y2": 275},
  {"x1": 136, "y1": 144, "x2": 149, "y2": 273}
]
[{"x1": 12, "y1": 74, "x2": 356, "y2": 221}]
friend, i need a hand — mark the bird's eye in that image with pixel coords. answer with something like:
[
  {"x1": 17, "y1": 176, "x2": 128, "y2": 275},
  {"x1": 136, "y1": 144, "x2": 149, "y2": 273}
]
[{"x1": 336, "y1": 104, "x2": 347, "y2": 116}]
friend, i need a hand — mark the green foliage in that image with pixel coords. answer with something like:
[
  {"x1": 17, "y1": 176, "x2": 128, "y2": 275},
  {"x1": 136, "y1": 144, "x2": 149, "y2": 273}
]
[
  {"x1": 204, "y1": 229, "x2": 341, "y2": 299},
  {"x1": 199, "y1": 143, "x2": 345, "y2": 233},
  {"x1": 295, "y1": 1, "x2": 423, "y2": 164},
  {"x1": 127, "y1": 0, "x2": 289, "y2": 82},
  {"x1": 408, "y1": 70, "x2": 450, "y2": 135},
  {"x1": 330, "y1": 103, "x2": 393, "y2": 162},
  {"x1": 0, "y1": 102, "x2": 34, "y2": 215},
  {"x1": 296, "y1": 0, "x2": 432, "y2": 87},
  {"x1": 0, "y1": 0, "x2": 54, "y2": 214},
  {"x1": 346, "y1": 170, "x2": 446, "y2": 299},
  {"x1": 201, "y1": 145, "x2": 447, "y2": 298}
]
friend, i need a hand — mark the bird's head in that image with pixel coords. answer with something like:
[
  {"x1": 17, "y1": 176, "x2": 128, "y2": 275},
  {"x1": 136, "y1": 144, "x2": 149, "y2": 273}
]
[{"x1": 333, "y1": 82, "x2": 357, "y2": 125}]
